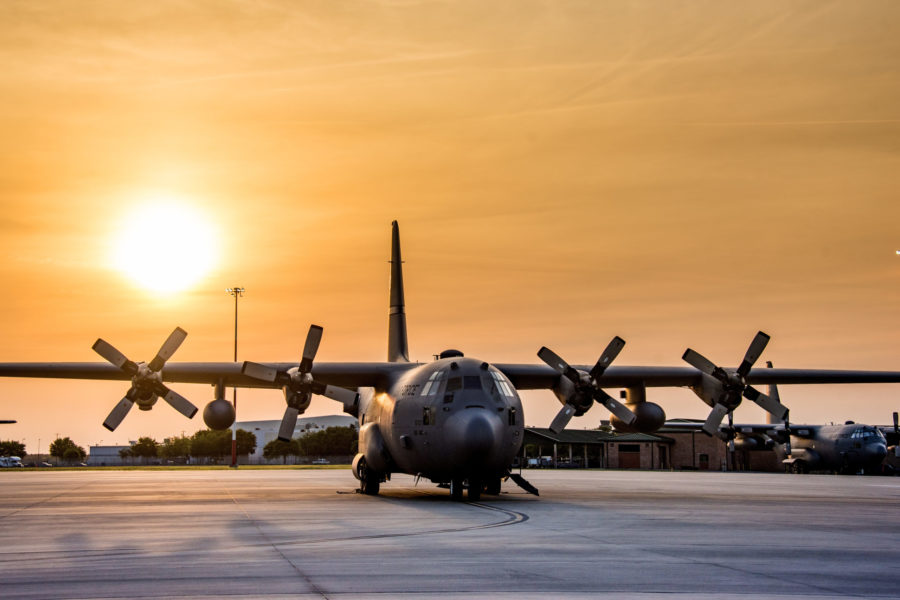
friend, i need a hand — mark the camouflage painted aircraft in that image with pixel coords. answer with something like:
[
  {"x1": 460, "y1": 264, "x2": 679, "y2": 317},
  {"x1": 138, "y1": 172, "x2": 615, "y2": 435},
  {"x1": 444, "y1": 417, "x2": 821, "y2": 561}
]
[{"x1": 3, "y1": 222, "x2": 900, "y2": 499}]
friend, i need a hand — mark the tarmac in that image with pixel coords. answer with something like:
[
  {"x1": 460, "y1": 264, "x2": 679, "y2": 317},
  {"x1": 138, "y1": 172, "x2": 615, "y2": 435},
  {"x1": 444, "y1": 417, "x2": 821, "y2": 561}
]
[{"x1": 0, "y1": 468, "x2": 897, "y2": 599}]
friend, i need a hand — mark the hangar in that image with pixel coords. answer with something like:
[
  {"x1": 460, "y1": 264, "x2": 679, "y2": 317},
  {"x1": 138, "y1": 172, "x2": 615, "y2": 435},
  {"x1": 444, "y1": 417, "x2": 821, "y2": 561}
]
[{"x1": 522, "y1": 427, "x2": 675, "y2": 470}]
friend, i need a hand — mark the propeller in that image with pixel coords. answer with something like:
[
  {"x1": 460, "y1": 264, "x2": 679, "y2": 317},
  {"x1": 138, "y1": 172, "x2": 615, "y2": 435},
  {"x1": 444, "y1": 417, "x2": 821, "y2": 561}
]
[
  {"x1": 766, "y1": 360, "x2": 791, "y2": 457},
  {"x1": 538, "y1": 336, "x2": 636, "y2": 434},
  {"x1": 683, "y1": 331, "x2": 788, "y2": 437},
  {"x1": 242, "y1": 324, "x2": 359, "y2": 441},
  {"x1": 92, "y1": 327, "x2": 198, "y2": 432}
]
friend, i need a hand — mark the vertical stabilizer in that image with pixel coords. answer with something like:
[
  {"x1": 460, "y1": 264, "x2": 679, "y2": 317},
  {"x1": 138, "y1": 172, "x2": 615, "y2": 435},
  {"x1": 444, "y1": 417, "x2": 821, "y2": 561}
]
[{"x1": 388, "y1": 221, "x2": 410, "y2": 362}]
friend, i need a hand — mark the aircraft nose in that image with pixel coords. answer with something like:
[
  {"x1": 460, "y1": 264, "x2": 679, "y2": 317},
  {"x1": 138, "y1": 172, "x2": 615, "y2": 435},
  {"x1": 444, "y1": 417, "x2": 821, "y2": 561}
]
[
  {"x1": 867, "y1": 443, "x2": 887, "y2": 462},
  {"x1": 445, "y1": 408, "x2": 503, "y2": 466}
]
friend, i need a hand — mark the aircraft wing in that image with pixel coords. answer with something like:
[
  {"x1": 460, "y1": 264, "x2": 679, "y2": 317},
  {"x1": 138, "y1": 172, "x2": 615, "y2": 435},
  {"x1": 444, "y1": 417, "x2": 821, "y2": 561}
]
[
  {"x1": 496, "y1": 364, "x2": 900, "y2": 390},
  {"x1": 0, "y1": 361, "x2": 413, "y2": 390}
]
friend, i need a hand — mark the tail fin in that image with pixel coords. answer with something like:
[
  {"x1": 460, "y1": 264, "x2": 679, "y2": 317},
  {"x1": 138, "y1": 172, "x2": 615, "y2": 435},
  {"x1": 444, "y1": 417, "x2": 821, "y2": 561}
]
[{"x1": 388, "y1": 221, "x2": 409, "y2": 362}]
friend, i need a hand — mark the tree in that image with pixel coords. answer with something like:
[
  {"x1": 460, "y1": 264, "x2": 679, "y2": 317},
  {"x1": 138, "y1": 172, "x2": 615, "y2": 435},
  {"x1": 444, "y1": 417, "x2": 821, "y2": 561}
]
[
  {"x1": 0, "y1": 441, "x2": 26, "y2": 458},
  {"x1": 263, "y1": 438, "x2": 299, "y2": 464},
  {"x1": 298, "y1": 426, "x2": 358, "y2": 457},
  {"x1": 190, "y1": 429, "x2": 227, "y2": 462},
  {"x1": 189, "y1": 429, "x2": 256, "y2": 463},
  {"x1": 130, "y1": 437, "x2": 159, "y2": 464},
  {"x1": 236, "y1": 429, "x2": 257, "y2": 456},
  {"x1": 118, "y1": 447, "x2": 134, "y2": 464},
  {"x1": 50, "y1": 437, "x2": 86, "y2": 464},
  {"x1": 160, "y1": 435, "x2": 192, "y2": 463}
]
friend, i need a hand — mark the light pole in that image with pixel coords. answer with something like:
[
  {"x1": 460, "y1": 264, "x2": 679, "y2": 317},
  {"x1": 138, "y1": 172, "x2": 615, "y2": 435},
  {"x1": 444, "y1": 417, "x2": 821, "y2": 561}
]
[{"x1": 226, "y1": 286, "x2": 245, "y2": 468}]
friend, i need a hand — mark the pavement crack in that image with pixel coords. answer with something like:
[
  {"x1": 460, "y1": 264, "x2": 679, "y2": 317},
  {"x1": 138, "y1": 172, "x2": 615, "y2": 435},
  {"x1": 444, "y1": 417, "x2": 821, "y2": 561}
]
[{"x1": 220, "y1": 483, "x2": 332, "y2": 600}]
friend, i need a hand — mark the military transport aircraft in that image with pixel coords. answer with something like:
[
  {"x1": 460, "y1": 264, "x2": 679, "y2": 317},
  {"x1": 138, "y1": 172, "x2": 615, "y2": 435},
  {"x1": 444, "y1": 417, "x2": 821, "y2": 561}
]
[
  {"x1": 670, "y1": 369, "x2": 894, "y2": 474},
  {"x1": 3, "y1": 221, "x2": 900, "y2": 499}
]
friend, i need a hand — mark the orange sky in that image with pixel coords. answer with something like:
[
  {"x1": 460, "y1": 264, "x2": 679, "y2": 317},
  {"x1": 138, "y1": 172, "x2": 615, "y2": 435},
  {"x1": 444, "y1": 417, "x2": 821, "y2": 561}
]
[{"x1": 2, "y1": 1, "x2": 899, "y2": 452}]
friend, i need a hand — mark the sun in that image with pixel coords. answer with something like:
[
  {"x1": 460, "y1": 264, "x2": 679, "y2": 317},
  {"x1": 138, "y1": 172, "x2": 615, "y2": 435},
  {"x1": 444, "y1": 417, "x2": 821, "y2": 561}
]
[{"x1": 112, "y1": 198, "x2": 219, "y2": 293}]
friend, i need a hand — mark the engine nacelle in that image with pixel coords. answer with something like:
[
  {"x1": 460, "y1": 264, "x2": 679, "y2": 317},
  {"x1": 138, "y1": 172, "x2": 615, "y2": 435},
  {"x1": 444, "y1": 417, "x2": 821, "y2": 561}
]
[
  {"x1": 733, "y1": 434, "x2": 758, "y2": 451},
  {"x1": 203, "y1": 398, "x2": 235, "y2": 430},
  {"x1": 610, "y1": 401, "x2": 666, "y2": 434}
]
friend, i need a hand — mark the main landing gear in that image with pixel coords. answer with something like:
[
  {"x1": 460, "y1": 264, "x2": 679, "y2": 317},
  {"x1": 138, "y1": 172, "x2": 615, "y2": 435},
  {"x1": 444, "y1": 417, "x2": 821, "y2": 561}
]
[
  {"x1": 448, "y1": 476, "x2": 503, "y2": 501},
  {"x1": 358, "y1": 457, "x2": 382, "y2": 495}
]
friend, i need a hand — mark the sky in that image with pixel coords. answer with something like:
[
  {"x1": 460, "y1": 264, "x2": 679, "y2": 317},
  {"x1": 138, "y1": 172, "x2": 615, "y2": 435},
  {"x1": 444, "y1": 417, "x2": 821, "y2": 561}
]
[{"x1": 1, "y1": 0, "x2": 899, "y2": 453}]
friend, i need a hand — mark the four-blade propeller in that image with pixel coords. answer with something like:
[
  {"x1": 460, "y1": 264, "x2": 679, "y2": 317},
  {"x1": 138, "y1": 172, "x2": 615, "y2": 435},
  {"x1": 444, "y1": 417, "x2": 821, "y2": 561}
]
[
  {"x1": 538, "y1": 336, "x2": 636, "y2": 434},
  {"x1": 242, "y1": 324, "x2": 358, "y2": 442},
  {"x1": 682, "y1": 331, "x2": 789, "y2": 437},
  {"x1": 92, "y1": 327, "x2": 198, "y2": 432}
]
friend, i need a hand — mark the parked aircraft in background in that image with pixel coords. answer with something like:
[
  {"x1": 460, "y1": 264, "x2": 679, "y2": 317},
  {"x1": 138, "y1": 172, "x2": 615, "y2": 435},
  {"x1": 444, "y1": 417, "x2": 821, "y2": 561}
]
[
  {"x1": 671, "y1": 371, "x2": 895, "y2": 474},
  {"x1": 3, "y1": 222, "x2": 900, "y2": 498}
]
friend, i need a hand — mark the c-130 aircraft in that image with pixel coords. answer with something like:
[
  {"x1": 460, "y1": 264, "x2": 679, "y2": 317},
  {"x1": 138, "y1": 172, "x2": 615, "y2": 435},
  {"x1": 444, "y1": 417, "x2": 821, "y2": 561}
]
[{"x1": 3, "y1": 221, "x2": 900, "y2": 500}]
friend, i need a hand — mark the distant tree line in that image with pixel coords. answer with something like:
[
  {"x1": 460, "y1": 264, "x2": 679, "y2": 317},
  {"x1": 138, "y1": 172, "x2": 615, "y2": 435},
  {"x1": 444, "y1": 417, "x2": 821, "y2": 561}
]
[
  {"x1": 0, "y1": 440, "x2": 26, "y2": 458},
  {"x1": 262, "y1": 425, "x2": 357, "y2": 463},
  {"x1": 118, "y1": 429, "x2": 257, "y2": 464}
]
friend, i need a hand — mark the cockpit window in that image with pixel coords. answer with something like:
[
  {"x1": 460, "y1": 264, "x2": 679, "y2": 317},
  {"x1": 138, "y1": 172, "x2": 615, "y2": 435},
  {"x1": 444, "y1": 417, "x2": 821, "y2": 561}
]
[
  {"x1": 850, "y1": 427, "x2": 883, "y2": 440},
  {"x1": 489, "y1": 370, "x2": 514, "y2": 398},
  {"x1": 421, "y1": 370, "x2": 446, "y2": 396},
  {"x1": 464, "y1": 376, "x2": 482, "y2": 390},
  {"x1": 446, "y1": 377, "x2": 462, "y2": 392}
]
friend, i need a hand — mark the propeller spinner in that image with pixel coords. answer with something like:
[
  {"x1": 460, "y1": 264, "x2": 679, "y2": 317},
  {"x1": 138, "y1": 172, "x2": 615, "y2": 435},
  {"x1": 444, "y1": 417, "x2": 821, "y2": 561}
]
[
  {"x1": 242, "y1": 324, "x2": 358, "y2": 442},
  {"x1": 682, "y1": 331, "x2": 788, "y2": 437},
  {"x1": 538, "y1": 336, "x2": 636, "y2": 434},
  {"x1": 92, "y1": 327, "x2": 198, "y2": 432}
]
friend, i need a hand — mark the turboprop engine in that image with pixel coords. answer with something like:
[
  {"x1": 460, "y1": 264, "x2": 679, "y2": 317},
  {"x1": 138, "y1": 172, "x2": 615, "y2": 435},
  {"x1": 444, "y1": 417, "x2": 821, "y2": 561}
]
[{"x1": 609, "y1": 401, "x2": 666, "y2": 434}]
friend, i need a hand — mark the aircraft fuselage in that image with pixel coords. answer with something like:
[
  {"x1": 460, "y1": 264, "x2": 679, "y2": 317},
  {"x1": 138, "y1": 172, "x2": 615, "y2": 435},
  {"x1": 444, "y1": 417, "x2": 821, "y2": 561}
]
[
  {"x1": 355, "y1": 354, "x2": 524, "y2": 485},
  {"x1": 780, "y1": 423, "x2": 887, "y2": 473}
]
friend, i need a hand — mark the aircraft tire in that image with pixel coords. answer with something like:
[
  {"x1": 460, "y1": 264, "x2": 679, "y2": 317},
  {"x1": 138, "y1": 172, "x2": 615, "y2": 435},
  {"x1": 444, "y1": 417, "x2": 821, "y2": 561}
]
[
  {"x1": 484, "y1": 477, "x2": 501, "y2": 495},
  {"x1": 450, "y1": 478, "x2": 464, "y2": 501},
  {"x1": 361, "y1": 477, "x2": 380, "y2": 495},
  {"x1": 358, "y1": 458, "x2": 380, "y2": 495},
  {"x1": 791, "y1": 461, "x2": 807, "y2": 474},
  {"x1": 467, "y1": 478, "x2": 481, "y2": 502}
]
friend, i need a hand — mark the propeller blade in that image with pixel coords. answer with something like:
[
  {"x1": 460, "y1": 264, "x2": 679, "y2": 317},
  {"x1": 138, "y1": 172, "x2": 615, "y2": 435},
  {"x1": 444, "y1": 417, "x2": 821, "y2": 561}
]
[
  {"x1": 702, "y1": 403, "x2": 730, "y2": 437},
  {"x1": 159, "y1": 387, "x2": 198, "y2": 419},
  {"x1": 589, "y1": 336, "x2": 625, "y2": 381},
  {"x1": 242, "y1": 361, "x2": 278, "y2": 382},
  {"x1": 549, "y1": 404, "x2": 577, "y2": 434},
  {"x1": 537, "y1": 347, "x2": 580, "y2": 384},
  {"x1": 727, "y1": 412, "x2": 735, "y2": 453},
  {"x1": 320, "y1": 385, "x2": 359, "y2": 411},
  {"x1": 298, "y1": 324, "x2": 323, "y2": 372},
  {"x1": 102, "y1": 396, "x2": 135, "y2": 431},
  {"x1": 783, "y1": 413, "x2": 793, "y2": 457},
  {"x1": 893, "y1": 411, "x2": 898, "y2": 433},
  {"x1": 92, "y1": 339, "x2": 132, "y2": 371},
  {"x1": 278, "y1": 406, "x2": 300, "y2": 442},
  {"x1": 737, "y1": 331, "x2": 769, "y2": 378},
  {"x1": 148, "y1": 327, "x2": 188, "y2": 372},
  {"x1": 743, "y1": 386, "x2": 788, "y2": 421},
  {"x1": 595, "y1": 390, "x2": 636, "y2": 425},
  {"x1": 683, "y1": 349, "x2": 720, "y2": 378}
]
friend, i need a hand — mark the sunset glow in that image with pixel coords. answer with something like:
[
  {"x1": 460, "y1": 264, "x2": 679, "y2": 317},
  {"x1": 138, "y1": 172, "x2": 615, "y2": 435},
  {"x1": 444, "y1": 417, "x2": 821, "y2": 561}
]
[
  {"x1": 112, "y1": 199, "x2": 218, "y2": 294},
  {"x1": 1, "y1": 1, "x2": 898, "y2": 450}
]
